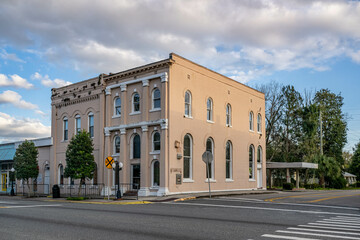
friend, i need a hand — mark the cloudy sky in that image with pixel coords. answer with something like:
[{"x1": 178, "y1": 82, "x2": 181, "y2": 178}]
[{"x1": 0, "y1": 0, "x2": 359, "y2": 151}]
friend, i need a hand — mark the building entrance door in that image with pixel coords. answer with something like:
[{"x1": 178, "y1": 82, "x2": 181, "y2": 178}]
[
  {"x1": 1, "y1": 173, "x2": 7, "y2": 192},
  {"x1": 131, "y1": 164, "x2": 140, "y2": 190}
]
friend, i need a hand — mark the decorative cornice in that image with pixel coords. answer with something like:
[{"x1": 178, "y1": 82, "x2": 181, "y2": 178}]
[
  {"x1": 54, "y1": 94, "x2": 99, "y2": 108},
  {"x1": 104, "y1": 128, "x2": 110, "y2": 137},
  {"x1": 141, "y1": 125, "x2": 148, "y2": 132},
  {"x1": 105, "y1": 88, "x2": 111, "y2": 95},
  {"x1": 161, "y1": 72, "x2": 168, "y2": 82},
  {"x1": 120, "y1": 84, "x2": 127, "y2": 92},
  {"x1": 120, "y1": 128, "x2": 126, "y2": 135},
  {"x1": 105, "y1": 119, "x2": 167, "y2": 133},
  {"x1": 161, "y1": 119, "x2": 168, "y2": 130},
  {"x1": 142, "y1": 79, "x2": 149, "y2": 87}
]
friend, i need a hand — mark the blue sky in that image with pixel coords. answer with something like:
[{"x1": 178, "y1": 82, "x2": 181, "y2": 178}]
[{"x1": 0, "y1": 0, "x2": 359, "y2": 152}]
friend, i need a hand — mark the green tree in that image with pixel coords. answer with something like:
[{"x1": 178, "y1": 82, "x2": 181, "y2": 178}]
[
  {"x1": 314, "y1": 154, "x2": 341, "y2": 188},
  {"x1": 13, "y1": 140, "x2": 39, "y2": 196},
  {"x1": 349, "y1": 141, "x2": 360, "y2": 179},
  {"x1": 64, "y1": 130, "x2": 96, "y2": 195}
]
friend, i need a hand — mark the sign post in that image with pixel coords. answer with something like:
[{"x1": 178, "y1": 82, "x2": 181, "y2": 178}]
[
  {"x1": 105, "y1": 157, "x2": 114, "y2": 200},
  {"x1": 112, "y1": 159, "x2": 123, "y2": 200},
  {"x1": 202, "y1": 151, "x2": 213, "y2": 198}
]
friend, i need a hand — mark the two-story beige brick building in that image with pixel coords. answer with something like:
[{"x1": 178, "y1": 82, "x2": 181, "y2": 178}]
[{"x1": 50, "y1": 53, "x2": 266, "y2": 196}]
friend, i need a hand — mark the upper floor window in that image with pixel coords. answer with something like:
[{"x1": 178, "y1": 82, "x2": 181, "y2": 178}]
[
  {"x1": 257, "y1": 113, "x2": 262, "y2": 133},
  {"x1": 114, "y1": 136, "x2": 120, "y2": 154},
  {"x1": 257, "y1": 146, "x2": 262, "y2": 163},
  {"x1": 183, "y1": 134, "x2": 193, "y2": 179},
  {"x1": 132, "y1": 93, "x2": 140, "y2": 113},
  {"x1": 152, "y1": 160, "x2": 160, "y2": 187},
  {"x1": 133, "y1": 134, "x2": 141, "y2": 159},
  {"x1": 226, "y1": 104, "x2": 232, "y2": 126},
  {"x1": 207, "y1": 98, "x2": 213, "y2": 121},
  {"x1": 75, "y1": 115, "x2": 81, "y2": 134},
  {"x1": 152, "y1": 131, "x2": 161, "y2": 152},
  {"x1": 88, "y1": 112, "x2": 94, "y2": 138},
  {"x1": 114, "y1": 97, "x2": 121, "y2": 116},
  {"x1": 63, "y1": 117, "x2": 68, "y2": 141},
  {"x1": 249, "y1": 144, "x2": 255, "y2": 179},
  {"x1": 206, "y1": 137, "x2": 214, "y2": 179},
  {"x1": 152, "y1": 88, "x2": 161, "y2": 110},
  {"x1": 249, "y1": 111, "x2": 254, "y2": 131},
  {"x1": 185, "y1": 91, "x2": 192, "y2": 117},
  {"x1": 226, "y1": 141, "x2": 232, "y2": 179}
]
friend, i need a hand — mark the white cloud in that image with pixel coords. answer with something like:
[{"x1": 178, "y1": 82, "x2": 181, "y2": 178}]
[
  {"x1": 0, "y1": 49, "x2": 25, "y2": 63},
  {"x1": 0, "y1": 73, "x2": 33, "y2": 89},
  {"x1": 0, "y1": 112, "x2": 50, "y2": 140},
  {"x1": 31, "y1": 72, "x2": 72, "y2": 88}
]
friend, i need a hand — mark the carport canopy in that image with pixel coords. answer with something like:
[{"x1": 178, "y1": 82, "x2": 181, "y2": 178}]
[{"x1": 266, "y1": 162, "x2": 318, "y2": 189}]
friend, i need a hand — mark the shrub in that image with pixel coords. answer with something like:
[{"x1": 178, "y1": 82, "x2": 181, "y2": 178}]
[
  {"x1": 66, "y1": 197, "x2": 88, "y2": 201},
  {"x1": 356, "y1": 181, "x2": 360, "y2": 188},
  {"x1": 283, "y1": 182, "x2": 294, "y2": 190},
  {"x1": 304, "y1": 183, "x2": 321, "y2": 189},
  {"x1": 328, "y1": 177, "x2": 347, "y2": 189}
]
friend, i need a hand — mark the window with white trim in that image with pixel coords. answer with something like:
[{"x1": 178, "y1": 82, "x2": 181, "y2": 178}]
[
  {"x1": 63, "y1": 117, "x2": 68, "y2": 141},
  {"x1": 75, "y1": 115, "x2": 81, "y2": 134},
  {"x1": 152, "y1": 131, "x2": 160, "y2": 152},
  {"x1": 257, "y1": 113, "x2": 262, "y2": 133},
  {"x1": 206, "y1": 137, "x2": 214, "y2": 179},
  {"x1": 132, "y1": 93, "x2": 140, "y2": 113},
  {"x1": 88, "y1": 112, "x2": 94, "y2": 138},
  {"x1": 207, "y1": 98, "x2": 213, "y2": 121},
  {"x1": 132, "y1": 134, "x2": 141, "y2": 159},
  {"x1": 257, "y1": 146, "x2": 262, "y2": 163},
  {"x1": 114, "y1": 97, "x2": 121, "y2": 116},
  {"x1": 226, "y1": 104, "x2": 231, "y2": 126},
  {"x1": 249, "y1": 144, "x2": 255, "y2": 179},
  {"x1": 152, "y1": 88, "x2": 161, "y2": 110},
  {"x1": 152, "y1": 160, "x2": 160, "y2": 187},
  {"x1": 185, "y1": 91, "x2": 192, "y2": 117},
  {"x1": 114, "y1": 136, "x2": 120, "y2": 154},
  {"x1": 249, "y1": 111, "x2": 254, "y2": 131},
  {"x1": 226, "y1": 141, "x2": 232, "y2": 179},
  {"x1": 183, "y1": 134, "x2": 192, "y2": 179},
  {"x1": 58, "y1": 165, "x2": 64, "y2": 185}
]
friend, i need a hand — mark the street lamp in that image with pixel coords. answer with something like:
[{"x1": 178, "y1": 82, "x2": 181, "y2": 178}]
[
  {"x1": 10, "y1": 167, "x2": 15, "y2": 196},
  {"x1": 112, "y1": 159, "x2": 123, "y2": 200}
]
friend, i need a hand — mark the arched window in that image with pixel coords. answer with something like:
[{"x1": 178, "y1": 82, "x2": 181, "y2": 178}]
[
  {"x1": 133, "y1": 134, "x2": 141, "y2": 159},
  {"x1": 92, "y1": 163, "x2": 98, "y2": 185},
  {"x1": 257, "y1": 146, "x2": 262, "y2": 163},
  {"x1": 152, "y1": 88, "x2": 161, "y2": 110},
  {"x1": 249, "y1": 145, "x2": 255, "y2": 179},
  {"x1": 114, "y1": 97, "x2": 121, "y2": 116},
  {"x1": 75, "y1": 115, "x2": 81, "y2": 134},
  {"x1": 152, "y1": 160, "x2": 160, "y2": 187},
  {"x1": 206, "y1": 137, "x2": 214, "y2": 179},
  {"x1": 207, "y1": 98, "x2": 213, "y2": 121},
  {"x1": 257, "y1": 113, "x2": 262, "y2": 133},
  {"x1": 249, "y1": 111, "x2": 254, "y2": 131},
  {"x1": 63, "y1": 117, "x2": 68, "y2": 141},
  {"x1": 226, "y1": 141, "x2": 232, "y2": 179},
  {"x1": 58, "y1": 165, "x2": 64, "y2": 185},
  {"x1": 132, "y1": 93, "x2": 140, "y2": 112},
  {"x1": 226, "y1": 104, "x2": 231, "y2": 126},
  {"x1": 114, "y1": 136, "x2": 120, "y2": 154},
  {"x1": 153, "y1": 131, "x2": 160, "y2": 152},
  {"x1": 184, "y1": 91, "x2": 192, "y2": 117},
  {"x1": 88, "y1": 112, "x2": 94, "y2": 138},
  {"x1": 183, "y1": 134, "x2": 192, "y2": 179}
]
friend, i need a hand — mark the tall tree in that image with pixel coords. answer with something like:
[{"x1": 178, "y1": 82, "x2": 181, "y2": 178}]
[
  {"x1": 349, "y1": 141, "x2": 360, "y2": 179},
  {"x1": 64, "y1": 130, "x2": 96, "y2": 194},
  {"x1": 314, "y1": 89, "x2": 347, "y2": 166},
  {"x1": 13, "y1": 140, "x2": 39, "y2": 196},
  {"x1": 315, "y1": 154, "x2": 341, "y2": 188}
]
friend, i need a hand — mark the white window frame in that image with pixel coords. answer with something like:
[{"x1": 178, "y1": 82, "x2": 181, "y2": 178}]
[
  {"x1": 226, "y1": 141, "x2": 232, "y2": 180},
  {"x1": 63, "y1": 117, "x2": 68, "y2": 141},
  {"x1": 183, "y1": 134, "x2": 193, "y2": 180},
  {"x1": 113, "y1": 136, "x2": 120, "y2": 155},
  {"x1": 257, "y1": 113, "x2": 262, "y2": 133},
  {"x1": 184, "y1": 91, "x2": 192, "y2": 117},
  {"x1": 249, "y1": 144, "x2": 255, "y2": 180},
  {"x1": 151, "y1": 160, "x2": 160, "y2": 187},
  {"x1": 88, "y1": 112, "x2": 94, "y2": 138},
  {"x1": 257, "y1": 146, "x2": 262, "y2": 163},
  {"x1": 206, "y1": 137, "x2": 215, "y2": 179},
  {"x1": 114, "y1": 97, "x2": 121, "y2": 117},
  {"x1": 132, "y1": 93, "x2": 140, "y2": 113},
  {"x1": 207, "y1": 98, "x2": 213, "y2": 122},
  {"x1": 249, "y1": 111, "x2": 254, "y2": 131},
  {"x1": 152, "y1": 131, "x2": 161, "y2": 153},
  {"x1": 75, "y1": 115, "x2": 81, "y2": 134},
  {"x1": 152, "y1": 88, "x2": 161, "y2": 111},
  {"x1": 226, "y1": 104, "x2": 232, "y2": 127}
]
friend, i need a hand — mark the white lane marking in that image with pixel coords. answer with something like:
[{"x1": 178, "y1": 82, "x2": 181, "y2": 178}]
[
  {"x1": 298, "y1": 224, "x2": 360, "y2": 232},
  {"x1": 276, "y1": 230, "x2": 360, "y2": 239},
  {"x1": 0, "y1": 201, "x2": 18, "y2": 205},
  {"x1": 308, "y1": 222, "x2": 360, "y2": 228},
  {"x1": 331, "y1": 217, "x2": 360, "y2": 221},
  {"x1": 215, "y1": 197, "x2": 360, "y2": 211},
  {"x1": 261, "y1": 234, "x2": 320, "y2": 240},
  {"x1": 165, "y1": 202, "x2": 360, "y2": 217},
  {"x1": 324, "y1": 218, "x2": 360, "y2": 223},
  {"x1": 287, "y1": 227, "x2": 360, "y2": 236},
  {"x1": 218, "y1": 197, "x2": 264, "y2": 202},
  {"x1": 316, "y1": 220, "x2": 360, "y2": 226},
  {"x1": 0, "y1": 204, "x2": 62, "y2": 209}
]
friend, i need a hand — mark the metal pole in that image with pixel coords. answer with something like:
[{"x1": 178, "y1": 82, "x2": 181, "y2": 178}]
[
  {"x1": 320, "y1": 108, "x2": 323, "y2": 156},
  {"x1": 206, "y1": 162, "x2": 211, "y2": 198},
  {"x1": 115, "y1": 162, "x2": 121, "y2": 199}
]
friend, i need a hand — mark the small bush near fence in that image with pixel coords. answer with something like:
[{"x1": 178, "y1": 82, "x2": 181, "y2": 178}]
[
  {"x1": 283, "y1": 182, "x2": 294, "y2": 190},
  {"x1": 304, "y1": 183, "x2": 321, "y2": 189}
]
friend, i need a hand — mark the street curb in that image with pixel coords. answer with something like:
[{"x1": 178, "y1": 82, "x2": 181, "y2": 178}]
[
  {"x1": 45, "y1": 199, "x2": 153, "y2": 205},
  {"x1": 174, "y1": 197, "x2": 196, "y2": 202}
]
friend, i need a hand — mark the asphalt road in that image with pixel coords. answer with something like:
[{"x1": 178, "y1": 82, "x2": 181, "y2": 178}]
[{"x1": 0, "y1": 190, "x2": 359, "y2": 240}]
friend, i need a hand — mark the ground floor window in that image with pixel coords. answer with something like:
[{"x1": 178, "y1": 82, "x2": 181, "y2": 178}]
[{"x1": 152, "y1": 160, "x2": 160, "y2": 187}]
